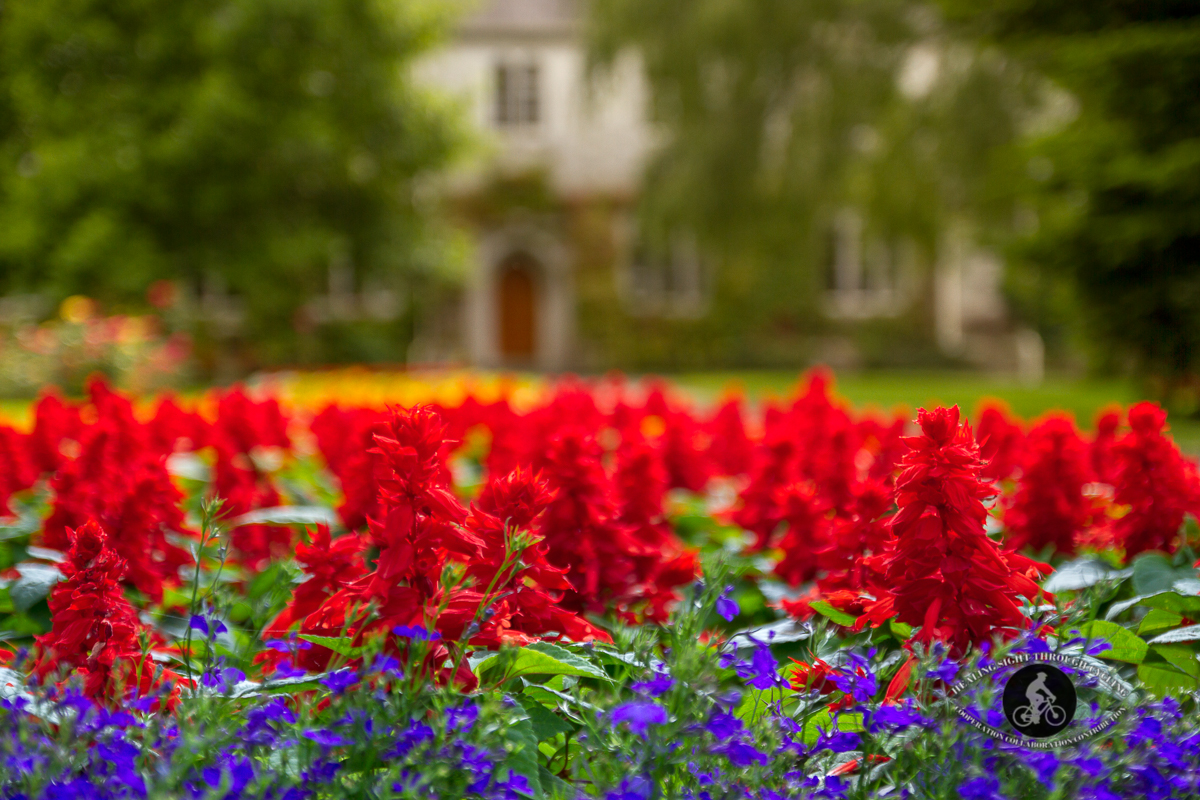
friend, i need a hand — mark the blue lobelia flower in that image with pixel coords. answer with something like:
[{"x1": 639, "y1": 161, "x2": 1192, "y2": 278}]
[
  {"x1": 303, "y1": 728, "x2": 349, "y2": 748},
  {"x1": 631, "y1": 670, "x2": 675, "y2": 697},
  {"x1": 189, "y1": 615, "x2": 228, "y2": 638},
  {"x1": 704, "y1": 709, "x2": 744, "y2": 742},
  {"x1": 716, "y1": 585, "x2": 740, "y2": 622},
  {"x1": 610, "y1": 701, "x2": 668, "y2": 736},
  {"x1": 392, "y1": 625, "x2": 441, "y2": 642},
  {"x1": 958, "y1": 774, "x2": 1005, "y2": 800},
  {"x1": 713, "y1": 738, "x2": 768, "y2": 767},
  {"x1": 319, "y1": 669, "x2": 357, "y2": 695}
]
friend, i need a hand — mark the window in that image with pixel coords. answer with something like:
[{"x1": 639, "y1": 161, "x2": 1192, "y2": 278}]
[
  {"x1": 824, "y1": 209, "x2": 907, "y2": 318},
  {"x1": 495, "y1": 62, "x2": 539, "y2": 127},
  {"x1": 618, "y1": 226, "x2": 708, "y2": 318}
]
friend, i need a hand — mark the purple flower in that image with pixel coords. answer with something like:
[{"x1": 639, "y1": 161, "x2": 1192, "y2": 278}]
[
  {"x1": 704, "y1": 710, "x2": 744, "y2": 742},
  {"x1": 201, "y1": 661, "x2": 245, "y2": 692},
  {"x1": 814, "y1": 730, "x2": 859, "y2": 754},
  {"x1": 631, "y1": 670, "x2": 675, "y2": 697},
  {"x1": 605, "y1": 776, "x2": 651, "y2": 800},
  {"x1": 1022, "y1": 751, "x2": 1060, "y2": 786},
  {"x1": 926, "y1": 660, "x2": 959, "y2": 684},
  {"x1": 447, "y1": 701, "x2": 479, "y2": 732},
  {"x1": 369, "y1": 654, "x2": 403, "y2": 676},
  {"x1": 495, "y1": 770, "x2": 534, "y2": 800},
  {"x1": 320, "y1": 669, "x2": 357, "y2": 695},
  {"x1": 189, "y1": 615, "x2": 228, "y2": 638},
  {"x1": 393, "y1": 625, "x2": 441, "y2": 642},
  {"x1": 714, "y1": 738, "x2": 767, "y2": 767},
  {"x1": 1017, "y1": 636, "x2": 1052, "y2": 655},
  {"x1": 611, "y1": 701, "x2": 668, "y2": 736},
  {"x1": 725, "y1": 638, "x2": 781, "y2": 690},
  {"x1": 868, "y1": 701, "x2": 927, "y2": 732},
  {"x1": 1072, "y1": 755, "x2": 1105, "y2": 779},
  {"x1": 830, "y1": 664, "x2": 877, "y2": 703},
  {"x1": 716, "y1": 585, "x2": 740, "y2": 622},
  {"x1": 958, "y1": 775, "x2": 1004, "y2": 800},
  {"x1": 303, "y1": 728, "x2": 349, "y2": 748},
  {"x1": 270, "y1": 662, "x2": 307, "y2": 680}
]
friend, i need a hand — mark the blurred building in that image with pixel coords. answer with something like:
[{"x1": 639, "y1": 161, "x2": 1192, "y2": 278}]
[{"x1": 412, "y1": 0, "x2": 1038, "y2": 377}]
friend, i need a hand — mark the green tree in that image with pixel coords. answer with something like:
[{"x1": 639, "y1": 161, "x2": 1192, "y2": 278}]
[
  {"x1": 940, "y1": 2, "x2": 1200, "y2": 404},
  {"x1": 587, "y1": 0, "x2": 1041, "y2": 366},
  {"x1": 0, "y1": 0, "x2": 462, "y2": 367}
]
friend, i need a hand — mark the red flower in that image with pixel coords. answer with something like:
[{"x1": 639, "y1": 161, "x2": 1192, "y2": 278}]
[
  {"x1": 611, "y1": 432, "x2": 699, "y2": 621},
  {"x1": 1091, "y1": 407, "x2": 1123, "y2": 486},
  {"x1": 33, "y1": 520, "x2": 185, "y2": 706},
  {"x1": 443, "y1": 468, "x2": 610, "y2": 646},
  {"x1": 147, "y1": 394, "x2": 210, "y2": 456},
  {"x1": 264, "y1": 524, "x2": 366, "y2": 641},
  {"x1": 813, "y1": 479, "x2": 894, "y2": 596},
  {"x1": 311, "y1": 405, "x2": 387, "y2": 530},
  {"x1": 787, "y1": 657, "x2": 839, "y2": 694},
  {"x1": 41, "y1": 380, "x2": 193, "y2": 601},
  {"x1": 976, "y1": 400, "x2": 1025, "y2": 483},
  {"x1": 27, "y1": 390, "x2": 84, "y2": 474},
  {"x1": 706, "y1": 396, "x2": 753, "y2": 476},
  {"x1": 284, "y1": 406, "x2": 605, "y2": 679},
  {"x1": 1106, "y1": 402, "x2": 1200, "y2": 556},
  {"x1": 772, "y1": 481, "x2": 833, "y2": 586},
  {"x1": 0, "y1": 424, "x2": 37, "y2": 515},
  {"x1": 1003, "y1": 414, "x2": 1096, "y2": 557},
  {"x1": 859, "y1": 406, "x2": 1049, "y2": 656}
]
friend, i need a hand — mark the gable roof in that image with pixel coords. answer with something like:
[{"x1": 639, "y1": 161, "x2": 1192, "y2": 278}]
[{"x1": 457, "y1": 0, "x2": 581, "y2": 39}]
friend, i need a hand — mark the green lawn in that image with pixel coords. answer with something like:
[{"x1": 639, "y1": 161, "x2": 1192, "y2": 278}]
[
  {"x1": 4, "y1": 369, "x2": 1198, "y2": 454},
  {"x1": 668, "y1": 369, "x2": 1200, "y2": 454}
]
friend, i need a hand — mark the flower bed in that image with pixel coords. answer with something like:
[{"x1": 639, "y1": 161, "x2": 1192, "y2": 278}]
[{"x1": 1, "y1": 370, "x2": 1199, "y2": 798}]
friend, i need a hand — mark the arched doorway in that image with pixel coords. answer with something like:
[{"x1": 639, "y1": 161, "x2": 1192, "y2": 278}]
[{"x1": 497, "y1": 252, "x2": 538, "y2": 360}]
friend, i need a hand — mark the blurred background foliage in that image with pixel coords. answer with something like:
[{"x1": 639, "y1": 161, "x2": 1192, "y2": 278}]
[
  {"x1": 0, "y1": 0, "x2": 1196, "y2": 408},
  {"x1": 589, "y1": 0, "x2": 1200, "y2": 404},
  {"x1": 587, "y1": 0, "x2": 1051, "y2": 368},
  {"x1": 0, "y1": 0, "x2": 464, "y2": 371},
  {"x1": 938, "y1": 1, "x2": 1200, "y2": 412}
]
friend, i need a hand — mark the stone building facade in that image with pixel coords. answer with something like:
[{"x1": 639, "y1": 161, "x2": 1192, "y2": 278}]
[{"x1": 413, "y1": 0, "x2": 1038, "y2": 377}]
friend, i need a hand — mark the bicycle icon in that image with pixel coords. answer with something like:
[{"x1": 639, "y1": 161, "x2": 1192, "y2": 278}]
[{"x1": 1012, "y1": 700, "x2": 1067, "y2": 728}]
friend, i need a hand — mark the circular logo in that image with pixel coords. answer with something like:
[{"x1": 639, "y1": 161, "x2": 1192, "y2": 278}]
[{"x1": 1003, "y1": 663, "x2": 1076, "y2": 738}]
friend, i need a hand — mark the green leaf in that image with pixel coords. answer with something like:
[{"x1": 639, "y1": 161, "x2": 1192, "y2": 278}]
[
  {"x1": 525, "y1": 642, "x2": 611, "y2": 680},
  {"x1": 1148, "y1": 623, "x2": 1200, "y2": 644},
  {"x1": 1132, "y1": 553, "x2": 1184, "y2": 596},
  {"x1": 889, "y1": 619, "x2": 913, "y2": 640},
  {"x1": 801, "y1": 709, "x2": 865, "y2": 747},
  {"x1": 0, "y1": 587, "x2": 13, "y2": 615},
  {"x1": 809, "y1": 600, "x2": 857, "y2": 627},
  {"x1": 500, "y1": 715, "x2": 541, "y2": 797},
  {"x1": 1151, "y1": 644, "x2": 1200, "y2": 677},
  {"x1": 1071, "y1": 620, "x2": 1147, "y2": 663},
  {"x1": 1043, "y1": 557, "x2": 1131, "y2": 592},
  {"x1": 1138, "y1": 647, "x2": 1200, "y2": 696},
  {"x1": 232, "y1": 506, "x2": 339, "y2": 527},
  {"x1": 734, "y1": 686, "x2": 799, "y2": 723},
  {"x1": 1107, "y1": 590, "x2": 1200, "y2": 620},
  {"x1": 478, "y1": 644, "x2": 610, "y2": 684},
  {"x1": 517, "y1": 695, "x2": 574, "y2": 741},
  {"x1": 9, "y1": 563, "x2": 61, "y2": 612},
  {"x1": 1138, "y1": 608, "x2": 1185, "y2": 638},
  {"x1": 297, "y1": 634, "x2": 363, "y2": 659},
  {"x1": 538, "y1": 766, "x2": 572, "y2": 800}
]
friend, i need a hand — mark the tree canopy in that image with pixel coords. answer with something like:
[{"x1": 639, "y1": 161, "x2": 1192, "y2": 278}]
[
  {"x1": 939, "y1": 1, "x2": 1200, "y2": 402},
  {"x1": 588, "y1": 0, "x2": 1041, "y2": 364},
  {"x1": 0, "y1": 0, "x2": 462, "y2": 365}
]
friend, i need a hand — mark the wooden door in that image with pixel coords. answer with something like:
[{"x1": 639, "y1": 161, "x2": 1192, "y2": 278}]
[{"x1": 498, "y1": 254, "x2": 537, "y2": 359}]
